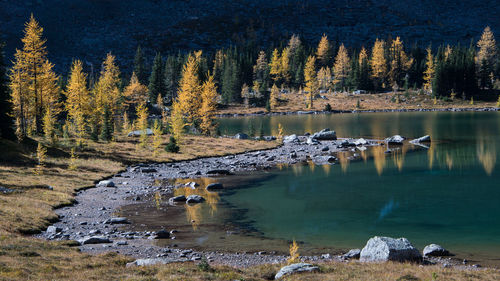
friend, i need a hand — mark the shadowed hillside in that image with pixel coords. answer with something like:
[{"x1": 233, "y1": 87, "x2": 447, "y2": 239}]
[{"x1": 1, "y1": 0, "x2": 499, "y2": 72}]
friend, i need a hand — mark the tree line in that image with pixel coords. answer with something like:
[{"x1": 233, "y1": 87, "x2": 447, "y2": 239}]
[{"x1": 0, "y1": 15, "x2": 499, "y2": 145}]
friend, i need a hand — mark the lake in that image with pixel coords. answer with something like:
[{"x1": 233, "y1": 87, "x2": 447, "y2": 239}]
[{"x1": 125, "y1": 111, "x2": 500, "y2": 264}]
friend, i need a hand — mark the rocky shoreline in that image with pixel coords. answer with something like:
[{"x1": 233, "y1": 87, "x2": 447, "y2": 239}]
[
  {"x1": 37, "y1": 131, "x2": 489, "y2": 270},
  {"x1": 216, "y1": 106, "x2": 499, "y2": 118}
]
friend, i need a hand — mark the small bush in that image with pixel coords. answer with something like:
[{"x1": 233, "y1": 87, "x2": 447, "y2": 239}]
[
  {"x1": 165, "y1": 136, "x2": 180, "y2": 153},
  {"x1": 197, "y1": 257, "x2": 211, "y2": 272},
  {"x1": 324, "y1": 103, "x2": 332, "y2": 112},
  {"x1": 287, "y1": 240, "x2": 299, "y2": 265}
]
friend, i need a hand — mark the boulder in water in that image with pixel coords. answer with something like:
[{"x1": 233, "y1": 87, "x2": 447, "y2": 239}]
[
  {"x1": 385, "y1": 135, "x2": 405, "y2": 145},
  {"x1": 312, "y1": 128, "x2": 337, "y2": 140},
  {"x1": 186, "y1": 195, "x2": 205, "y2": 204}
]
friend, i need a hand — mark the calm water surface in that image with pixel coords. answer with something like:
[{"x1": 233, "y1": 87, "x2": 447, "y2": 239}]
[{"x1": 124, "y1": 111, "x2": 500, "y2": 264}]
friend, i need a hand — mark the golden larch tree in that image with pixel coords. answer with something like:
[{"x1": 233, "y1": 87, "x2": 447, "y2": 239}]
[
  {"x1": 304, "y1": 56, "x2": 317, "y2": 109},
  {"x1": 9, "y1": 49, "x2": 30, "y2": 139},
  {"x1": 135, "y1": 102, "x2": 149, "y2": 148},
  {"x1": 199, "y1": 75, "x2": 218, "y2": 135},
  {"x1": 358, "y1": 47, "x2": 368, "y2": 66},
  {"x1": 95, "y1": 52, "x2": 122, "y2": 120},
  {"x1": 269, "y1": 48, "x2": 281, "y2": 83},
  {"x1": 476, "y1": 26, "x2": 497, "y2": 69},
  {"x1": 175, "y1": 51, "x2": 202, "y2": 125},
  {"x1": 388, "y1": 37, "x2": 413, "y2": 89},
  {"x1": 65, "y1": 60, "x2": 91, "y2": 146},
  {"x1": 316, "y1": 34, "x2": 330, "y2": 67},
  {"x1": 370, "y1": 39, "x2": 387, "y2": 88},
  {"x1": 269, "y1": 84, "x2": 279, "y2": 110},
  {"x1": 333, "y1": 43, "x2": 351, "y2": 90},
  {"x1": 280, "y1": 47, "x2": 291, "y2": 85},
  {"x1": 423, "y1": 47, "x2": 435, "y2": 92},
  {"x1": 317, "y1": 67, "x2": 332, "y2": 91},
  {"x1": 123, "y1": 72, "x2": 148, "y2": 110}
]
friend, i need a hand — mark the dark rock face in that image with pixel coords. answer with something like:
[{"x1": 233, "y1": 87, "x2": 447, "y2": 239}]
[
  {"x1": 360, "y1": 236, "x2": 422, "y2": 262},
  {"x1": 153, "y1": 230, "x2": 170, "y2": 239},
  {"x1": 423, "y1": 244, "x2": 450, "y2": 257}
]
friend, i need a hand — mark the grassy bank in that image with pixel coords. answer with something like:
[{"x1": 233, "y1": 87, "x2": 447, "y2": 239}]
[
  {"x1": 217, "y1": 91, "x2": 498, "y2": 115},
  {"x1": 0, "y1": 133, "x2": 499, "y2": 280}
]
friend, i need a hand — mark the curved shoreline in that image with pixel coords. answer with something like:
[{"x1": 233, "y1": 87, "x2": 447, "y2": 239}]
[
  {"x1": 37, "y1": 135, "x2": 494, "y2": 270},
  {"x1": 217, "y1": 107, "x2": 499, "y2": 118}
]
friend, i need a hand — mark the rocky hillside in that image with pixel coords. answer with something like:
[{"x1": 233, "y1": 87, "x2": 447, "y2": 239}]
[{"x1": 1, "y1": 0, "x2": 498, "y2": 72}]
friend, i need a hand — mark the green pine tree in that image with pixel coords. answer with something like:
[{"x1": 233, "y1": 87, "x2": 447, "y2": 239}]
[
  {"x1": 99, "y1": 105, "x2": 113, "y2": 141},
  {"x1": 148, "y1": 52, "x2": 165, "y2": 103},
  {"x1": 133, "y1": 45, "x2": 147, "y2": 85}
]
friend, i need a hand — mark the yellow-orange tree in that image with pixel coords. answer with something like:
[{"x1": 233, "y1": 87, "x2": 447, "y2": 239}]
[
  {"x1": 199, "y1": 75, "x2": 218, "y2": 135},
  {"x1": 269, "y1": 84, "x2": 279, "y2": 110},
  {"x1": 370, "y1": 38, "x2": 387, "y2": 89},
  {"x1": 388, "y1": 37, "x2": 413, "y2": 89},
  {"x1": 304, "y1": 56, "x2": 317, "y2": 109},
  {"x1": 10, "y1": 15, "x2": 60, "y2": 136},
  {"x1": 333, "y1": 43, "x2": 351, "y2": 91},
  {"x1": 174, "y1": 51, "x2": 202, "y2": 126},
  {"x1": 316, "y1": 34, "x2": 330, "y2": 67},
  {"x1": 94, "y1": 52, "x2": 122, "y2": 129},
  {"x1": 423, "y1": 47, "x2": 434, "y2": 92},
  {"x1": 65, "y1": 60, "x2": 91, "y2": 146}
]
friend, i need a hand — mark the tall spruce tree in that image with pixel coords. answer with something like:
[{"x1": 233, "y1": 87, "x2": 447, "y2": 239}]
[
  {"x1": 148, "y1": 52, "x2": 165, "y2": 103},
  {"x1": 133, "y1": 45, "x2": 148, "y2": 85},
  {"x1": 0, "y1": 41, "x2": 15, "y2": 140},
  {"x1": 164, "y1": 54, "x2": 182, "y2": 104}
]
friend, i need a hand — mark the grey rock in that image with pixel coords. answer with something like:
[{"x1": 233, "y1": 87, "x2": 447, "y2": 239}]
[
  {"x1": 79, "y1": 236, "x2": 112, "y2": 244},
  {"x1": 206, "y1": 183, "x2": 223, "y2": 190},
  {"x1": 385, "y1": 135, "x2": 406, "y2": 145},
  {"x1": 343, "y1": 248, "x2": 361, "y2": 259},
  {"x1": 141, "y1": 168, "x2": 157, "y2": 173},
  {"x1": 105, "y1": 217, "x2": 130, "y2": 224},
  {"x1": 97, "y1": 180, "x2": 115, "y2": 187},
  {"x1": 126, "y1": 258, "x2": 175, "y2": 267},
  {"x1": 354, "y1": 138, "x2": 368, "y2": 146},
  {"x1": 169, "y1": 195, "x2": 186, "y2": 203},
  {"x1": 360, "y1": 236, "x2": 422, "y2": 262},
  {"x1": 116, "y1": 241, "x2": 128, "y2": 246},
  {"x1": 283, "y1": 134, "x2": 299, "y2": 144},
  {"x1": 321, "y1": 253, "x2": 331, "y2": 259},
  {"x1": 306, "y1": 137, "x2": 319, "y2": 145},
  {"x1": 127, "y1": 129, "x2": 153, "y2": 137},
  {"x1": 321, "y1": 146, "x2": 329, "y2": 151},
  {"x1": 423, "y1": 244, "x2": 450, "y2": 257},
  {"x1": 312, "y1": 128, "x2": 337, "y2": 140},
  {"x1": 46, "y1": 225, "x2": 62, "y2": 234},
  {"x1": 0, "y1": 186, "x2": 15, "y2": 194},
  {"x1": 186, "y1": 195, "x2": 205, "y2": 204},
  {"x1": 275, "y1": 263, "x2": 319, "y2": 279},
  {"x1": 234, "y1": 133, "x2": 249, "y2": 139}
]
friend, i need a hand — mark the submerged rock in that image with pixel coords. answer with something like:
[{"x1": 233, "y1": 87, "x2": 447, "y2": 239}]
[
  {"x1": 186, "y1": 195, "x2": 205, "y2": 204},
  {"x1": 169, "y1": 195, "x2": 186, "y2": 203},
  {"x1": 423, "y1": 244, "x2": 450, "y2": 257},
  {"x1": 385, "y1": 135, "x2": 405, "y2": 145},
  {"x1": 312, "y1": 128, "x2": 337, "y2": 140},
  {"x1": 275, "y1": 263, "x2": 319, "y2": 279},
  {"x1": 360, "y1": 236, "x2": 422, "y2": 262},
  {"x1": 206, "y1": 169, "x2": 232, "y2": 175},
  {"x1": 410, "y1": 135, "x2": 431, "y2": 144},
  {"x1": 206, "y1": 183, "x2": 223, "y2": 190}
]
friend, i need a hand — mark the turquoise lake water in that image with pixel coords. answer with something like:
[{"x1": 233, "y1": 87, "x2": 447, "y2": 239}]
[{"x1": 216, "y1": 111, "x2": 500, "y2": 262}]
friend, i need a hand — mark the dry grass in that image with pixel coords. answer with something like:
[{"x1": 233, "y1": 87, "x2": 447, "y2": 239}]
[
  {"x1": 0, "y1": 131, "x2": 498, "y2": 280},
  {"x1": 217, "y1": 90, "x2": 498, "y2": 115}
]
